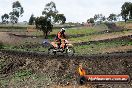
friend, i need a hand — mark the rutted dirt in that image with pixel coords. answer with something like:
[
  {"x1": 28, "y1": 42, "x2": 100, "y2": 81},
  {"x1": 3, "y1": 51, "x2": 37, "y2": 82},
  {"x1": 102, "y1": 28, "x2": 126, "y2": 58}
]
[
  {"x1": 0, "y1": 31, "x2": 132, "y2": 45},
  {"x1": 0, "y1": 30, "x2": 132, "y2": 87},
  {"x1": 0, "y1": 32, "x2": 43, "y2": 45},
  {"x1": 0, "y1": 32, "x2": 25, "y2": 45},
  {"x1": 0, "y1": 50, "x2": 132, "y2": 88}
]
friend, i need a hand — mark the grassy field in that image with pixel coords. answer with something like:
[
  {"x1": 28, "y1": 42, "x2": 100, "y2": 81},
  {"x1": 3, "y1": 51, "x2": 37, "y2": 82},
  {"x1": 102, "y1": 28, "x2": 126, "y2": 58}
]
[
  {"x1": 116, "y1": 21, "x2": 132, "y2": 29},
  {"x1": 0, "y1": 23, "x2": 132, "y2": 55},
  {"x1": 75, "y1": 40, "x2": 132, "y2": 55},
  {"x1": 69, "y1": 29, "x2": 132, "y2": 43},
  {"x1": 0, "y1": 23, "x2": 132, "y2": 88}
]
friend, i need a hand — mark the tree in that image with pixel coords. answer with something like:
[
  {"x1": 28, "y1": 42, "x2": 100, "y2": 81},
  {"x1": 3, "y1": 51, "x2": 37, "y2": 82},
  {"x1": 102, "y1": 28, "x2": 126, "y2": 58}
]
[
  {"x1": 94, "y1": 14, "x2": 105, "y2": 22},
  {"x1": 29, "y1": 14, "x2": 35, "y2": 25},
  {"x1": 1, "y1": 16, "x2": 4, "y2": 22},
  {"x1": 35, "y1": 16, "x2": 53, "y2": 39},
  {"x1": 102, "y1": 16, "x2": 106, "y2": 21},
  {"x1": 94, "y1": 14, "x2": 99, "y2": 21},
  {"x1": 9, "y1": 12, "x2": 18, "y2": 24},
  {"x1": 1, "y1": 13, "x2": 9, "y2": 24},
  {"x1": 121, "y1": 2, "x2": 131, "y2": 22},
  {"x1": 42, "y1": 1, "x2": 58, "y2": 21},
  {"x1": 54, "y1": 14, "x2": 66, "y2": 24},
  {"x1": 9, "y1": 1, "x2": 24, "y2": 24},
  {"x1": 42, "y1": 1, "x2": 66, "y2": 24},
  {"x1": 108, "y1": 14, "x2": 117, "y2": 22},
  {"x1": 116, "y1": 14, "x2": 122, "y2": 21},
  {"x1": 129, "y1": 3, "x2": 132, "y2": 19},
  {"x1": 87, "y1": 18, "x2": 94, "y2": 23},
  {"x1": 37, "y1": 1, "x2": 66, "y2": 38}
]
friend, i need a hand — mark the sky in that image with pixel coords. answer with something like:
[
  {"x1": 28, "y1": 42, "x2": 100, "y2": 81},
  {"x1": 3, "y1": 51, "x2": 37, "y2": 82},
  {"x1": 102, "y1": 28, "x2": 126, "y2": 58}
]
[{"x1": 0, "y1": 0, "x2": 132, "y2": 23}]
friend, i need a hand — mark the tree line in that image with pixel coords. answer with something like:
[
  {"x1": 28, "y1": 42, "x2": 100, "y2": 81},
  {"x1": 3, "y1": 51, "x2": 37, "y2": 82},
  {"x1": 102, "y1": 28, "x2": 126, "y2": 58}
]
[
  {"x1": 2, "y1": 1, "x2": 132, "y2": 24},
  {"x1": 87, "y1": 2, "x2": 132, "y2": 23},
  {"x1": 35, "y1": 1, "x2": 66, "y2": 39},
  {"x1": 1, "y1": 1, "x2": 132, "y2": 39},
  {"x1": 1, "y1": 1, "x2": 24, "y2": 24},
  {"x1": 1, "y1": 1, "x2": 66, "y2": 39},
  {"x1": 87, "y1": 13, "x2": 119, "y2": 24},
  {"x1": 1, "y1": 1, "x2": 66, "y2": 25}
]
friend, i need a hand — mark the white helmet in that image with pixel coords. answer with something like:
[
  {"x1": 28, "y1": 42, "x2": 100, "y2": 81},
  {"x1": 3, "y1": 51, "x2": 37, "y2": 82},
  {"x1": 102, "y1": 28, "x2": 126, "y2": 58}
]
[{"x1": 61, "y1": 28, "x2": 65, "y2": 32}]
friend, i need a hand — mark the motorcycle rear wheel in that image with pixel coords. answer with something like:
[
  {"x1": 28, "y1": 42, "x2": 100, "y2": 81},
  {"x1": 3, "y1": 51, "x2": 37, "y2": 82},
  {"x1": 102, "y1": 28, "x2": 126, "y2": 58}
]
[{"x1": 48, "y1": 47, "x2": 56, "y2": 55}]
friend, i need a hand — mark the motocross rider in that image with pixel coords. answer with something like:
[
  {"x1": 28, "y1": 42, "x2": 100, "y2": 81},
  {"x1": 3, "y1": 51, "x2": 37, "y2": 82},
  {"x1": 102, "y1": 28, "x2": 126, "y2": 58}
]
[{"x1": 55, "y1": 28, "x2": 66, "y2": 49}]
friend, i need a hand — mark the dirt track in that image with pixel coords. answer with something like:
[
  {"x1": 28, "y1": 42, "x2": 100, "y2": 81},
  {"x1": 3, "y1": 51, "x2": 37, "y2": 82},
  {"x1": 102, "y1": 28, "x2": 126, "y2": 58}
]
[
  {"x1": 0, "y1": 31, "x2": 132, "y2": 45},
  {"x1": 0, "y1": 50, "x2": 132, "y2": 88},
  {"x1": 0, "y1": 32, "x2": 43, "y2": 45},
  {"x1": 0, "y1": 30, "x2": 132, "y2": 88}
]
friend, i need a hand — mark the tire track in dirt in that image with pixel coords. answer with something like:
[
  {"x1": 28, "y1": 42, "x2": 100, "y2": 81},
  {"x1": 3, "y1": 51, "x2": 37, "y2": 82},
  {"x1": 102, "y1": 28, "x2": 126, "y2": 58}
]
[
  {"x1": 0, "y1": 49, "x2": 132, "y2": 59},
  {"x1": 0, "y1": 50, "x2": 132, "y2": 88}
]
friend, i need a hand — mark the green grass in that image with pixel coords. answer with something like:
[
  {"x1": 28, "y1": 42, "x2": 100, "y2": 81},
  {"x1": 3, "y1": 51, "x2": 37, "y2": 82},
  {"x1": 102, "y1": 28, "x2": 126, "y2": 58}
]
[
  {"x1": 69, "y1": 30, "x2": 132, "y2": 43},
  {"x1": 0, "y1": 24, "x2": 34, "y2": 32},
  {"x1": 2, "y1": 39, "x2": 131, "y2": 55},
  {"x1": 0, "y1": 56, "x2": 52, "y2": 88},
  {"x1": 116, "y1": 21, "x2": 126, "y2": 26},
  {"x1": 0, "y1": 78, "x2": 10, "y2": 88},
  {"x1": 70, "y1": 35, "x2": 91, "y2": 43},
  {"x1": 74, "y1": 40, "x2": 132, "y2": 55},
  {"x1": 51, "y1": 27, "x2": 105, "y2": 35},
  {"x1": 14, "y1": 70, "x2": 33, "y2": 78},
  {"x1": 66, "y1": 28, "x2": 96, "y2": 35},
  {"x1": 1, "y1": 24, "x2": 132, "y2": 55},
  {"x1": 50, "y1": 26, "x2": 132, "y2": 44},
  {"x1": 2, "y1": 42, "x2": 48, "y2": 52},
  {"x1": 0, "y1": 58, "x2": 6, "y2": 71},
  {"x1": 0, "y1": 67, "x2": 52, "y2": 87},
  {"x1": 0, "y1": 72, "x2": 52, "y2": 88},
  {"x1": 49, "y1": 27, "x2": 108, "y2": 41}
]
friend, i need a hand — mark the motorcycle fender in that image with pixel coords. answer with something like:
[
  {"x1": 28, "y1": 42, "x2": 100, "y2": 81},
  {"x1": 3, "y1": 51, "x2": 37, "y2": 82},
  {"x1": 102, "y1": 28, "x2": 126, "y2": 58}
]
[
  {"x1": 51, "y1": 42, "x2": 57, "y2": 48},
  {"x1": 67, "y1": 44, "x2": 73, "y2": 47}
]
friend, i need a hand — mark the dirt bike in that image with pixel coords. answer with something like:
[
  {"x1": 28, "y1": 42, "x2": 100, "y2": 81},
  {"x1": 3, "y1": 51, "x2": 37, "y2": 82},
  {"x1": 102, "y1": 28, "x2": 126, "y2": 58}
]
[{"x1": 48, "y1": 39, "x2": 75, "y2": 56}]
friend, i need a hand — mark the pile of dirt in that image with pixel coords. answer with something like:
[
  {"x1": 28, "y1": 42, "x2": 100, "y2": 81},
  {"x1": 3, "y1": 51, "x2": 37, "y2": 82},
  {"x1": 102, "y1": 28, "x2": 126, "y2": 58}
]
[
  {"x1": 0, "y1": 50, "x2": 132, "y2": 88},
  {"x1": 105, "y1": 23, "x2": 123, "y2": 31},
  {"x1": 8, "y1": 33, "x2": 39, "y2": 38}
]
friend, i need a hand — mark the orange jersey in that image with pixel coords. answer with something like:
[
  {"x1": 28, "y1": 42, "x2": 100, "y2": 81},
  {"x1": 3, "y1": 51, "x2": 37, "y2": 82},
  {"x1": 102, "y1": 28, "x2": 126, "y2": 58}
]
[
  {"x1": 55, "y1": 31, "x2": 66, "y2": 40},
  {"x1": 57, "y1": 32, "x2": 62, "y2": 39}
]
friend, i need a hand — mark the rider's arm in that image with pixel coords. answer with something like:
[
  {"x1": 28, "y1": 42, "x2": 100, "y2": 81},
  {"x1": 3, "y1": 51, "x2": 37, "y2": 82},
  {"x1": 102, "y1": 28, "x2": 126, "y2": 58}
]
[
  {"x1": 61, "y1": 32, "x2": 66, "y2": 39},
  {"x1": 58, "y1": 32, "x2": 61, "y2": 39},
  {"x1": 63, "y1": 33, "x2": 66, "y2": 38}
]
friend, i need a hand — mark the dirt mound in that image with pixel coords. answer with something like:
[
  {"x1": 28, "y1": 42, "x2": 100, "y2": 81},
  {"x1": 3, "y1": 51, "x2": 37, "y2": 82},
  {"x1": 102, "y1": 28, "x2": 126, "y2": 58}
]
[
  {"x1": 8, "y1": 33, "x2": 39, "y2": 38},
  {"x1": 0, "y1": 32, "x2": 23, "y2": 45},
  {"x1": 105, "y1": 23, "x2": 123, "y2": 30},
  {"x1": 0, "y1": 32, "x2": 43, "y2": 45},
  {"x1": 0, "y1": 50, "x2": 132, "y2": 88},
  {"x1": 125, "y1": 23, "x2": 132, "y2": 29}
]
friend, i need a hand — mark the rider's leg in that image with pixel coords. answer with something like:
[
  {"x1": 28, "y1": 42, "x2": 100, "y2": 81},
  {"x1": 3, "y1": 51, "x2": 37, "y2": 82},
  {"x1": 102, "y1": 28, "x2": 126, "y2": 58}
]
[
  {"x1": 57, "y1": 43, "x2": 60, "y2": 49},
  {"x1": 57, "y1": 39, "x2": 61, "y2": 49}
]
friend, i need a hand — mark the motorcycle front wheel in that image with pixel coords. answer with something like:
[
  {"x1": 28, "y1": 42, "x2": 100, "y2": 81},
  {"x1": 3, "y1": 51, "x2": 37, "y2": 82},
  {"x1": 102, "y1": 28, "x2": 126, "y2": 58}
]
[{"x1": 66, "y1": 47, "x2": 75, "y2": 56}]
